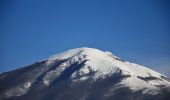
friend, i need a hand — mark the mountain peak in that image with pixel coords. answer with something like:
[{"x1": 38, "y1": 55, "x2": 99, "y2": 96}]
[
  {"x1": 47, "y1": 47, "x2": 123, "y2": 81},
  {"x1": 1, "y1": 47, "x2": 170, "y2": 100},
  {"x1": 48, "y1": 47, "x2": 117, "y2": 61},
  {"x1": 46, "y1": 48, "x2": 168, "y2": 83}
]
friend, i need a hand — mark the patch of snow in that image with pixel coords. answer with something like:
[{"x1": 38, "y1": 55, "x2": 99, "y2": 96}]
[
  {"x1": 69, "y1": 48, "x2": 121, "y2": 81},
  {"x1": 43, "y1": 52, "x2": 86, "y2": 85},
  {"x1": 118, "y1": 76, "x2": 160, "y2": 95},
  {"x1": 48, "y1": 47, "x2": 86, "y2": 60},
  {"x1": 43, "y1": 80, "x2": 50, "y2": 86},
  {"x1": 148, "y1": 79, "x2": 170, "y2": 87},
  {"x1": 111, "y1": 59, "x2": 163, "y2": 80},
  {"x1": 105, "y1": 51, "x2": 121, "y2": 60},
  {"x1": 5, "y1": 82, "x2": 32, "y2": 98}
]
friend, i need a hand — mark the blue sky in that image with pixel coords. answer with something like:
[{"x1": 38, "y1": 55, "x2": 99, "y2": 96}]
[{"x1": 0, "y1": 0, "x2": 170, "y2": 76}]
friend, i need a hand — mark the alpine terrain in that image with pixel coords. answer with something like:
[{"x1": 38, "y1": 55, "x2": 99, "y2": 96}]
[{"x1": 0, "y1": 47, "x2": 170, "y2": 100}]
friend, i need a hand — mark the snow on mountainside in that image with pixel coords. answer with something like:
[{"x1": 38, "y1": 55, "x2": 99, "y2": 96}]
[
  {"x1": 47, "y1": 47, "x2": 170, "y2": 92},
  {"x1": 0, "y1": 47, "x2": 170, "y2": 100}
]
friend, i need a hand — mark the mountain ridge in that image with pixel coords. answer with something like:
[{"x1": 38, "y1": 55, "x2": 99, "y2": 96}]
[{"x1": 0, "y1": 47, "x2": 170, "y2": 100}]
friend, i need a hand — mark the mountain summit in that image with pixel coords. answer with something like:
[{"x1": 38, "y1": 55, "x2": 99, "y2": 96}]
[{"x1": 0, "y1": 47, "x2": 170, "y2": 100}]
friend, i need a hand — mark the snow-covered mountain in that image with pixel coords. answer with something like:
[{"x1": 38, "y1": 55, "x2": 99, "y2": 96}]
[{"x1": 0, "y1": 47, "x2": 170, "y2": 100}]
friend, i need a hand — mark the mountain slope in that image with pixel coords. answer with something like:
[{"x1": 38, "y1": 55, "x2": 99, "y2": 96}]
[{"x1": 0, "y1": 47, "x2": 170, "y2": 100}]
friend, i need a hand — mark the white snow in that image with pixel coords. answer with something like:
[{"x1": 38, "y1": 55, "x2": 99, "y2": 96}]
[
  {"x1": 47, "y1": 47, "x2": 120, "y2": 81},
  {"x1": 117, "y1": 76, "x2": 160, "y2": 94},
  {"x1": 48, "y1": 48, "x2": 85, "y2": 60},
  {"x1": 46, "y1": 47, "x2": 170, "y2": 91},
  {"x1": 5, "y1": 82, "x2": 32, "y2": 98},
  {"x1": 44, "y1": 51, "x2": 86, "y2": 85},
  {"x1": 148, "y1": 79, "x2": 170, "y2": 87}
]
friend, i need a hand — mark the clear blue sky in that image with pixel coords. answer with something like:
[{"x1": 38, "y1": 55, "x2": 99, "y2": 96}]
[{"x1": 0, "y1": 0, "x2": 170, "y2": 76}]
